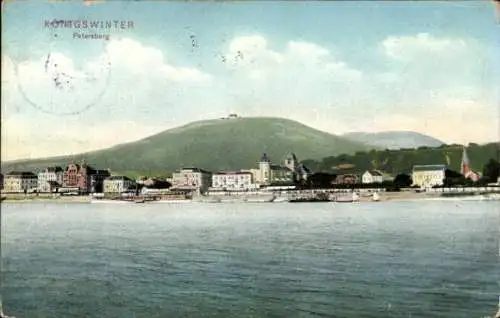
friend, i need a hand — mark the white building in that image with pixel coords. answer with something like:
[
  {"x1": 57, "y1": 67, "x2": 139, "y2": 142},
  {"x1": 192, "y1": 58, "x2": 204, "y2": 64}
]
[
  {"x1": 103, "y1": 176, "x2": 136, "y2": 193},
  {"x1": 362, "y1": 170, "x2": 384, "y2": 184},
  {"x1": 412, "y1": 165, "x2": 447, "y2": 188},
  {"x1": 171, "y1": 168, "x2": 212, "y2": 193},
  {"x1": 212, "y1": 171, "x2": 255, "y2": 190},
  {"x1": 251, "y1": 153, "x2": 307, "y2": 186},
  {"x1": 3, "y1": 171, "x2": 38, "y2": 193},
  {"x1": 37, "y1": 166, "x2": 64, "y2": 192}
]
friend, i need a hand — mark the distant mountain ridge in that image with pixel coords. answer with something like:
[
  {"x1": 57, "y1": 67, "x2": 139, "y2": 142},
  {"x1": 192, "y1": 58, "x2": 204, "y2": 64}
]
[
  {"x1": 1, "y1": 117, "x2": 373, "y2": 173},
  {"x1": 342, "y1": 131, "x2": 445, "y2": 150}
]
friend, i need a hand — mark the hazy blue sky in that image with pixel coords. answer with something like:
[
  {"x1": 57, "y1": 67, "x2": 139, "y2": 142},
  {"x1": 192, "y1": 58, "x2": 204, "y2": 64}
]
[{"x1": 2, "y1": 1, "x2": 499, "y2": 160}]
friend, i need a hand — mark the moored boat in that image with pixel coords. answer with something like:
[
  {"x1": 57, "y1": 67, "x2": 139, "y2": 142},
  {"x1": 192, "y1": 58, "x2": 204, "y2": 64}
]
[
  {"x1": 372, "y1": 192, "x2": 380, "y2": 202},
  {"x1": 90, "y1": 198, "x2": 131, "y2": 204},
  {"x1": 289, "y1": 197, "x2": 331, "y2": 203},
  {"x1": 273, "y1": 196, "x2": 289, "y2": 203},
  {"x1": 335, "y1": 192, "x2": 360, "y2": 203},
  {"x1": 244, "y1": 194, "x2": 275, "y2": 203}
]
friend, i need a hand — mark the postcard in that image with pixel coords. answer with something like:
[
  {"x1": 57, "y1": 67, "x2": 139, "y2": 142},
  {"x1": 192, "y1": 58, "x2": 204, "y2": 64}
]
[{"x1": 1, "y1": 1, "x2": 499, "y2": 317}]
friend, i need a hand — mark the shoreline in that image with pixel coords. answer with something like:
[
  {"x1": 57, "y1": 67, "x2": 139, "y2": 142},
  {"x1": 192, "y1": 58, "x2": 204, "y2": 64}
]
[{"x1": 2, "y1": 191, "x2": 498, "y2": 204}]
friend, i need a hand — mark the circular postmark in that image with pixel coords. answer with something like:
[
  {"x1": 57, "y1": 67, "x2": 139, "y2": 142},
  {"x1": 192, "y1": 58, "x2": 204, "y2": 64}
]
[{"x1": 11, "y1": 26, "x2": 112, "y2": 116}]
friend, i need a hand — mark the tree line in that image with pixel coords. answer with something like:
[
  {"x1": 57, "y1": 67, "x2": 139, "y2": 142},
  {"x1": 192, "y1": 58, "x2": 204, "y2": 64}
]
[{"x1": 296, "y1": 158, "x2": 500, "y2": 190}]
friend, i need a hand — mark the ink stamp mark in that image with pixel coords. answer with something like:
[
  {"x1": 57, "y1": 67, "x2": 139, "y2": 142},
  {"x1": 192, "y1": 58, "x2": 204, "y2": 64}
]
[
  {"x1": 13, "y1": 47, "x2": 112, "y2": 116},
  {"x1": 11, "y1": 18, "x2": 136, "y2": 116}
]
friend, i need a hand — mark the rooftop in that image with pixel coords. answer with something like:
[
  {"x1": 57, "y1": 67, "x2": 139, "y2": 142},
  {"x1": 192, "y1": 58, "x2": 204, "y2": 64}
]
[
  {"x1": 365, "y1": 170, "x2": 383, "y2": 176},
  {"x1": 106, "y1": 175, "x2": 133, "y2": 181},
  {"x1": 412, "y1": 165, "x2": 447, "y2": 172},
  {"x1": 214, "y1": 171, "x2": 252, "y2": 175},
  {"x1": 6, "y1": 171, "x2": 37, "y2": 177},
  {"x1": 45, "y1": 166, "x2": 63, "y2": 173},
  {"x1": 270, "y1": 164, "x2": 292, "y2": 171},
  {"x1": 180, "y1": 167, "x2": 211, "y2": 174},
  {"x1": 260, "y1": 153, "x2": 271, "y2": 163}
]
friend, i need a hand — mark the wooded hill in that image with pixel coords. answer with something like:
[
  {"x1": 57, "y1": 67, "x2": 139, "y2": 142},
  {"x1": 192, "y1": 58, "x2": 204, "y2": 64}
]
[{"x1": 301, "y1": 142, "x2": 500, "y2": 176}]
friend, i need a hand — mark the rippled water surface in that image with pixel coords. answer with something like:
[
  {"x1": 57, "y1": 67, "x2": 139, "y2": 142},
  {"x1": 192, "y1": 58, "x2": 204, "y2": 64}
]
[{"x1": 1, "y1": 201, "x2": 499, "y2": 317}]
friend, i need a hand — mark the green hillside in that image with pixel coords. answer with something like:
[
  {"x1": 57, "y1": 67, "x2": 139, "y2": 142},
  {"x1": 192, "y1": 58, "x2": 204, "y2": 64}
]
[
  {"x1": 302, "y1": 142, "x2": 500, "y2": 175},
  {"x1": 1, "y1": 117, "x2": 372, "y2": 174},
  {"x1": 342, "y1": 131, "x2": 444, "y2": 149}
]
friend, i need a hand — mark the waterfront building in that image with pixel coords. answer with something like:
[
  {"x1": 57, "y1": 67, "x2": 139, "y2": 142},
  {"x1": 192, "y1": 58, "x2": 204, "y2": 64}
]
[
  {"x1": 252, "y1": 153, "x2": 309, "y2": 186},
  {"x1": 62, "y1": 163, "x2": 110, "y2": 194},
  {"x1": 171, "y1": 167, "x2": 212, "y2": 193},
  {"x1": 411, "y1": 165, "x2": 446, "y2": 188},
  {"x1": 37, "y1": 166, "x2": 64, "y2": 193},
  {"x1": 284, "y1": 153, "x2": 311, "y2": 182},
  {"x1": 90, "y1": 169, "x2": 111, "y2": 193},
  {"x1": 212, "y1": 171, "x2": 255, "y2": 190},
  {"x1": 103, "y1": 176, "x2": 136, "y2": 194},
  {"x1": 362, "y1": 170, "x2": 383, "y2": 184},
  {"x1": 2, "y1": 171, "x2": 38, "y2": 193}
]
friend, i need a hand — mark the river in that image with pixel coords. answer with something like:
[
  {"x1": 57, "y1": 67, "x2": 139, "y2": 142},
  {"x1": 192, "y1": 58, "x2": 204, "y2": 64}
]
[{"x1": 1, "y1": 200, "x2": 498, "y2": 317}]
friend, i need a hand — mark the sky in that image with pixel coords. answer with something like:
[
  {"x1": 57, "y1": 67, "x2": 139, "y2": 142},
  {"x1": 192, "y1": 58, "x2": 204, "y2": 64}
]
[{"x1": 2, "y1": 1, "x2": 499, "y2": 161}]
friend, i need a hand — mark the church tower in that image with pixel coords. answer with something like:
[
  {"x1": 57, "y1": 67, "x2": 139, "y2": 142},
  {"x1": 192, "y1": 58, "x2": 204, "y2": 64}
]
[
  {"x1": 284, "y1": 153, "x2": 298, "y2": 171},
  {"x1": 259, "y1": 153, "x2": 271, "y2": 185},
  {"x1": 461, "y1": 145, "x2": 470, "y2": 175}
]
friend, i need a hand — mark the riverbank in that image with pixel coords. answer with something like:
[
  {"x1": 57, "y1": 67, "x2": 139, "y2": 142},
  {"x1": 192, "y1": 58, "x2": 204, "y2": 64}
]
[
  {"x1": 1, "y1": 194, "x2": 90, "y2": 204},
  {"x1": 2, "y1": 190, "x2": 499, "y2": 204}
]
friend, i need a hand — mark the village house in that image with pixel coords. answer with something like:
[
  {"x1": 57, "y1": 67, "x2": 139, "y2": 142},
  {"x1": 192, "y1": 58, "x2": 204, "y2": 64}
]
[
  {"x1": 362, "y1": 170, "x2": 384, "y2": 184},
  {"x1": 3, "y1": 171, "x2": 38, "y2": 193},
  {"x1": 37, "y1": 166, "x2": 64, "y2": 193},
  {"x1": 412, "y1": 164, "x2": 446, "y2": 188},
  {"x1": 171, "y1": 167, "x2": 212, "y2": 193},
  {"x1": 103, "y1": 176, "x2": 136, "y2": 194}
]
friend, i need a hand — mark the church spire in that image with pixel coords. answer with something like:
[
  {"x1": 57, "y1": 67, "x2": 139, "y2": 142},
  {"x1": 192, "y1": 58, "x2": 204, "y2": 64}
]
[{"x1": 461, "y1": 145, "x2": 470, "y2": 175}]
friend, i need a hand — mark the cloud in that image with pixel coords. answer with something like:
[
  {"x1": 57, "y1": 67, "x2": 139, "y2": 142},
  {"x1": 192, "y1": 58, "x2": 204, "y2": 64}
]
[
  {"x1": 362, "y1": 98, "x2": 499, "y2": 144},
  {"x1": 382, "y1": 33, "x2": 468, "y2": 61},
  {"x1": 106, "y1": 38, "x2": 211, "y2": 83},
  {"x1": 225, "y1": 36, "x2": 362, "y2": 82},
  {"x1": 1, "y1": 38, "x2": 214, "y2": 160},
  {"x1": 1, "y1": 115, "x2": 166, "y2": 160},
  {"x1": 1, "y1": 34, "x2": 497, "y2": 161}
]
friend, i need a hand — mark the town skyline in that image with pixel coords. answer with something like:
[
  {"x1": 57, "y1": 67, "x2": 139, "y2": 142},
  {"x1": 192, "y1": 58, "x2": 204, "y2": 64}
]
[{"x1": 2, "y1": 1, "x2": 499, "y2": 161}]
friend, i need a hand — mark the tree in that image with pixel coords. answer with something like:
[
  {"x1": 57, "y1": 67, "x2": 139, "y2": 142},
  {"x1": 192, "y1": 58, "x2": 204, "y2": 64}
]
[
  {"x1": 306, "y1": 173, "x2": 336, "y2": 189},
  {"x1": 393, "y1": 173, "x2": 412, "y2": 187},
  {"x1": 482, "y1": 159, "x2": 500, "y2": 183},
  {"x1": 444, "y1": 169, "x2": 466, "y2": 186}
]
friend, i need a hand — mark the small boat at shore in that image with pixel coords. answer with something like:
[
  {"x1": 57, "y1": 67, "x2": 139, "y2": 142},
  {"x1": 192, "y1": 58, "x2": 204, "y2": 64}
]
[
  {"x1": 289, "y1": 192, "x2": 332, "y2": 203},
  {"x1": 335, "y1": 192, "x2": 360, "y2": 203},
  {"x1": 244, "y1": 195, "x2": 275, "y2": 203},
  {"x1": 372, "y1": 192, "x2": 380, "y2": 202},
  {"x1": 273, "y1": 196, "x2": 289, "y2": 203},
  {"x1": 151, "y1": 199, "x2": 191, "y2": 203},
  {"x1": 90, "y1": 199, "x2": 131, "y2": 204},
  {"x1": 289, "y1": 197, "x2": 331, "y2": 203}
]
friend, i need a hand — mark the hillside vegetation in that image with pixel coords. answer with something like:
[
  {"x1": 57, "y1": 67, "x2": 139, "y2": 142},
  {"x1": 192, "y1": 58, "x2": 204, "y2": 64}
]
[
  {"x1": 342, "y1": 131, "x2": 444, "y2": 150},
  {"x1": 302, "y1": 142, "x2": 500, "y2": 175},
  {"x1": 1, "y1": 117, "x2": 371, "y2": 173}
]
